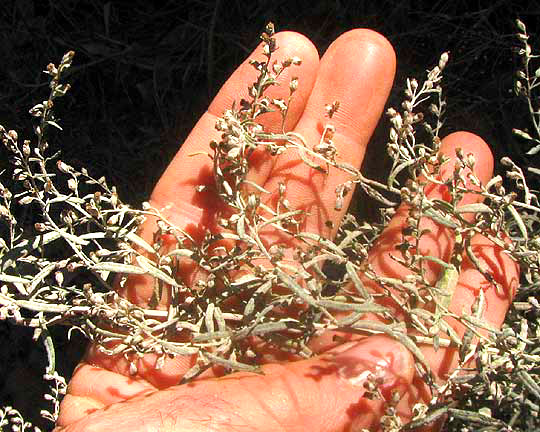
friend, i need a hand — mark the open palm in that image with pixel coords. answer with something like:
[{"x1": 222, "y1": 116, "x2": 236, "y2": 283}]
[{"x1": 55, "y1": 29, "x2": 518, "y2": 432}]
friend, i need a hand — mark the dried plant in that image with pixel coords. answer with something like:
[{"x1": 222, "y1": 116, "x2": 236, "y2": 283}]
[{"x1": 0, "y1": 21, "x2": 539, "y2": 431}]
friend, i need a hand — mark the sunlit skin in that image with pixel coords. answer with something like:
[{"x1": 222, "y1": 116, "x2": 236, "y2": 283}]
[{"x1": 55, "y1": 29, "x2": 518, "y2": 432}]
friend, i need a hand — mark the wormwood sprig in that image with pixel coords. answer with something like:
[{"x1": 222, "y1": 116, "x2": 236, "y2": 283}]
[
  {"x1": 1, "y1": 405, "x2": 38, "y2": 432},
  {"x1": 430, "y1": 20, "x2": 540, "y2": 432},
  {"x1": 0, "y1": 22, "x2": 539, "y2": 431},
  {"x1": 513, "y1": 19, "x2": 540, "y2": 159}
]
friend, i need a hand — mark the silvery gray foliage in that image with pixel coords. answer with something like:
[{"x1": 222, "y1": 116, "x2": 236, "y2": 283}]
[{"x1": 0, "y1": 21, "x2": 539, "y2": 431}]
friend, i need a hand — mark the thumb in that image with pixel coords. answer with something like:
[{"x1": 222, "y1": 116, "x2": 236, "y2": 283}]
[{"x1": 55, "y1": 335, "x2": 415, "y2": 432}]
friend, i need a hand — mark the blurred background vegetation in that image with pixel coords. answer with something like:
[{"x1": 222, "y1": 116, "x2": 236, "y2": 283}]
[{"x1": 0, "y1": 0, "x2": 539, "y2": 430}]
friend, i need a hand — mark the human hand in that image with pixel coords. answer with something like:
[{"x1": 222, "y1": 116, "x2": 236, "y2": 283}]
[{"x1": 55, "y1": 28, "x2": 518, "y2": 431}]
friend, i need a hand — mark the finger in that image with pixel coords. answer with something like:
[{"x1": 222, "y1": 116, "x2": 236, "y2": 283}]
[
  {"x1": 148, "y1": 31, "x2": 320, "y2": 238},
  {"x1": 309, "y1": 131, "x2": 495, "y2": 353},
  {"x1": 422, "y1": 232, "x2": 518, "y2": 379},
  {"x1": 56, "y1": 336, "x2": 415, "y2": 432},
  {"x1": 118, "y1": 31, "x2": 319, "y2": 307},
  {"x1": 368, "y1": 132, "x2": 495, "y2": 309},
  {"x1": 359, "y1": 133, "x2": 517, "y2": 427},
  {"x1": 395, "y1": 232, "x2": 519, "y2": 431},
  {"x1": 261, "y1": 29, "x2": 396, "y2": 242}
]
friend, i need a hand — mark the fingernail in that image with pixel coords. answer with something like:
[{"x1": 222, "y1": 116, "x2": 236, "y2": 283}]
[{"x1": 331, "y1": 335, "x2": 415, "y2": 399}]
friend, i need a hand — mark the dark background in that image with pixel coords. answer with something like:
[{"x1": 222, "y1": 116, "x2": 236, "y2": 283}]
[{"x1": 0, "y1": 0, "x2": 539, "y2": 430}]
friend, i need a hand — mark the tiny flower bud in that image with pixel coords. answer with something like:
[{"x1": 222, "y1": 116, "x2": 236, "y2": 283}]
[
  {"x1": 57, "y1": 160, "x2": 72, "y2": 173},
  {"x1": 35, "y1": 222, "x2": 47, "y2": 232},
  {"x1": 272, "y1": 63, "x2": 283, "y2": 74},
  {"x1": 7, "y1": 130, "x2": 18, "y2": 142},
  {"x1": 67, "y1": 178, "x2": 77, "y2": 191},
  {"x1": 265, "y1": 22, "x2": 275, "y2": 37},
  {"x1": 19, "y1": 196, "x2": 33, "y2": 205},
  {"x1": 46, "y1": 63, "x2": 57, "y2": 75},
  {"x1": 55, "y1": 271, "x2": 64, "y2": 286},
  {"x1": 500, "y1": 156, "x2": 512, "y2": 166},
  {"x1": 289, "y1": 77, "x2": 298, "y2": 93},
  {"x1": 516, "y1": 19, "x2": 526, "y2": 33},
  {"x1": 401, "y1": 100, "x2": 413, "y2": 112},
  {"x1": 439, "y1": 52, "x2": 449, "y2": 70}
]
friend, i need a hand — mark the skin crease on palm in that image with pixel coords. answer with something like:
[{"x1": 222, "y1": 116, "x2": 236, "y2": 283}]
[{"x1": 54, "y1": 29, "x2": 519, "y2": 432}]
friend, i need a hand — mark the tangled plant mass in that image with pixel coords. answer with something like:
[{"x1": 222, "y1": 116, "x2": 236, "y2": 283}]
[{"x1": 1, "y1": 21, "x2": 539, "y2": 431}]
